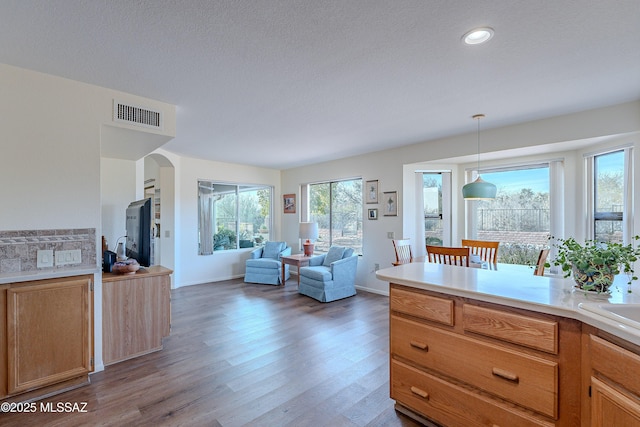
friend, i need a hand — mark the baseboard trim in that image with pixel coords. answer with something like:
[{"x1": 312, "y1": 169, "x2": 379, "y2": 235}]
[{"x1": 355, "y1": 285, "x2": 389, "y2": 297}]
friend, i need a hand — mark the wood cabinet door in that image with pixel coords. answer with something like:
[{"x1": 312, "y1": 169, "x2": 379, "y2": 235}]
[
  {"x1": 102, "y1": 275, "x2": 165, "y2": 365},
  {"x1": 6, "y1": 277, "x2": 92, "y2": 394},
  {"x1": 591, "y1": 377, "x2": 640, "y2": 427}
]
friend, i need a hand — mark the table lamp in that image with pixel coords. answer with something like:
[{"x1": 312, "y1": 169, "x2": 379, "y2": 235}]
[{"x1": 299, "y1": 222, "x2": 319, "y2": 256}]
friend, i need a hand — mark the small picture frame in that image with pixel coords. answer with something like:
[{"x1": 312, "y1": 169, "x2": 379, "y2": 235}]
[
  {"x1": 283, "y1": 193, "x2": 296, "y2": 214},
  {"x1": 383, "y1": 191, "x2": 398, "y2": 216},
  {"x1": 368, "y1": 208, "x2": 378, "y2": 220},
  {"x1": 365, "y1": 180, "x2": 379, "y2": 204}
]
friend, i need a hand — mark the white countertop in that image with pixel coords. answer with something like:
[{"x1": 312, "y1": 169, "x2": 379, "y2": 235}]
[
  {"x1": 0, "y1": 265, "x2": 101, "y2": 284},
  {"x1": 376, "y1": 262, "x2": 640, "y2": 346}
]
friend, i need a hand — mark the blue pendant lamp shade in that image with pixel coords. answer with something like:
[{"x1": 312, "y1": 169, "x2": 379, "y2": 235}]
[
  {"x1": 463, "y1": 114, "x2": 497, "y2": 200},
  {"x1": 462, "y1": 176, "x2": 497, "y2": 199}
]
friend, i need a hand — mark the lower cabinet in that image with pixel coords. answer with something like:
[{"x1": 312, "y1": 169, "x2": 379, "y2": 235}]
[
  {"x1": 392, "y1": 359, "x2": 553, "y2": 427},
  {"x1": 389, "y1": 283, "x2": 582, "y2": 427},
  {"x1": 102, "y1": 266, "x2": 172, "y2": 365},
  {"x1": 585, "y1": 331, "x2": 640, "y2": 426},
  {"x1": 591, "y1": 377, "x2": 640, "y2": 426},
  {"x1": 1, "y1": 275, "x2": 93, "y2": 399}
]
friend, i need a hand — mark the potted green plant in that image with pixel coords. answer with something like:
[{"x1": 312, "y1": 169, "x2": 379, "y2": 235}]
[{"x1": 547, "y1": 236, "x2": 640, "y2": 293}]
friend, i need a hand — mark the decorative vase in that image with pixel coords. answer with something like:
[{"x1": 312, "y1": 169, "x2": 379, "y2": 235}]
[{"x1": 571, "y1": 265, "x2": 614, "y2": 293}]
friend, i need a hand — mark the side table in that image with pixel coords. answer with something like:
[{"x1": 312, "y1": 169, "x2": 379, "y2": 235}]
[{"x1": 280, "y1": 254, "x2": 312, "y2": 286}]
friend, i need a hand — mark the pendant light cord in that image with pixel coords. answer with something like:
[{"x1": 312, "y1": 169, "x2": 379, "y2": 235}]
[
  {"x1": 473, "y1": 114, "x2": 485, "y2": 178},
  {"x1": 476, "y1": 116, "x2": 480, "y2": 176}
]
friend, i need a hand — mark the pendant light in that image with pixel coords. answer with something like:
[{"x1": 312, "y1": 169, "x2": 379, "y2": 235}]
[{"x1": 462, "y1": 114, "x2": 497, "y2": 200}]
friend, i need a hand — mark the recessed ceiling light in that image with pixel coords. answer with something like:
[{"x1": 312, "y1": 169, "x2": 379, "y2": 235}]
[{"x1": 462, "y1": 27, "x2": 494, "y2": 45}]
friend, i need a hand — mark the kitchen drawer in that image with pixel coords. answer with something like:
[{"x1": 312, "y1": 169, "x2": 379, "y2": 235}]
[
  {"x1": 590, "y1": 334, "x2": 640, "y2": 397},
  {"x1": 390, "y1": 286, "x2": 454, "y2": 326},
  {"x1": 391, "y1": 315, "x2": 558, "y2": 418},
  {"x1": 391, "y1": 359, "x2": 553, "y2": 427},
  {"x1": 463, "y1": 304, "x2": 558, "y2": 354}
]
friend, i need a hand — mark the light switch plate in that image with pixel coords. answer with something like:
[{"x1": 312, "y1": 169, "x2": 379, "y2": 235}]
[{"x1": 37, "y1": 250, "x2": 54, "y2": 268}]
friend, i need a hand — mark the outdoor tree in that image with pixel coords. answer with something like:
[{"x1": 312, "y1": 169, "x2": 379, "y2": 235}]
[{"x1": 596, "y1": 172, "x2": 623, "y2": 211}]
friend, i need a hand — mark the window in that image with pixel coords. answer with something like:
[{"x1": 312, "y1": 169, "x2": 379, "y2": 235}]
[
  {"x1": 422, "y1": 172, "x2": 454, "y2": 246},
  {"x1": 588, "y1": 148, "x2": 632, "y2": 243},
  {"x1": 198, "y1": 181, "x2": 272, "y2": 254},
  {"x1": 423, "y1": 173, "x2": 443, "y2": 245},
  {"x1": 467, "y1": 164, "x2": 552, "y2": 265},
  {"x1": 307, "y1": 178, "x2": 362, "y2": 254}
]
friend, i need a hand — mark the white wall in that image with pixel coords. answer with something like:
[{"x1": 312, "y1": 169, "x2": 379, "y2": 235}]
[
  {"x1": 282, "y1": 150, "x2": 406, "y2": 295},
  {"x1": 0, "y1": 63, "x2": 176, "y2": 372},
  {"x1": 282, "y1": 101, "x2": 640, "y2": 296},
  {"x1": 166, "y1": 154, "x2": 282, "y2": 288},
  {"x1": 0, "y1": 64, "x2": 101, "y2": 229},
  {"x1": 101, "y1": 158, "x2": 137, "y2": 250}
]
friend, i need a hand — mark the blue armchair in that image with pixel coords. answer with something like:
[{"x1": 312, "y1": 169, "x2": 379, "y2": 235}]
[
  {"x1": 244, "y1": 241, "x2": 291, "y2": 285},
  {"x1": 298, "y1": 246, "x2": 358, "y2": 302}
]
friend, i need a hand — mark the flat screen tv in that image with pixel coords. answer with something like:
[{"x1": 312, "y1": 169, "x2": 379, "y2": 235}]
[{"x1": 125, "y1": 198, "x2": 152, "y2": 267}]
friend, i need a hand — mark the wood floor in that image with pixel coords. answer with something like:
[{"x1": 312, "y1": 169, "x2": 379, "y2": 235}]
[{"x1": 3, "y1": 278, "x2": 423, "y2": 427}]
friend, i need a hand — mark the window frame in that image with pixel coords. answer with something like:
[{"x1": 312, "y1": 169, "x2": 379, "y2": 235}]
[
  {"x1": 302, "y1": 177, "x2": 363, "y2": 255},
  {"x1": 585, "y1": 146, "x2": 633, "y2": 244},
  {"x1": 421, "y1": 171, "x2": 452, "y2": 247},
  {"x1": 197, "y1": 180, "x2": 273, "y2": 255},
  {"x1": 464, "y1": 160, "x2": 563, "y2": 265}
]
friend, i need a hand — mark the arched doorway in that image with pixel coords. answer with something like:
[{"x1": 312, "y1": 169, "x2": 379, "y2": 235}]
[{"x1": 144, "y1": 153, "x2": 176, "y2": 280}]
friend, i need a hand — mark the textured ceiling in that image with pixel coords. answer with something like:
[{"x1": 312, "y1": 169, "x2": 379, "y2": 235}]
[{"x1": 1, "y1": 0, "x2": 639, "y2": 169}]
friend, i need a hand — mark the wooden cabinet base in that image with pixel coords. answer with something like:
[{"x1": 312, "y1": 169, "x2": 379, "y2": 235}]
[
  {"x1": 591, "y1": 377, "x2": 640, "y2": 426},
  {"x1": 102, "y1": 266, "x2": 172, "y2": 366},
  {"x1": 1, "y1": 375, "x2": 89, "y2": 404},
  {"x1": 1, "y1": 275, "x2": 93, "y2": 401},
  {"x1": 389, "y1": 283, "x2": 581, "y2": 426},
  {"x1": 392, "y1": 359, "x2": 553, "y2": 427},
  {"x1": 584, "y1": 329, "x2": 640, "y2": 426},
  {"x1": 394, "y1": 404, "x2": 441, "y2": 427}
]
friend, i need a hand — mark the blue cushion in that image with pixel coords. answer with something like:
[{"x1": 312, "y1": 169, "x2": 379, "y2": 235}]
[
  {"x1": 343, "y1": 248, "x2": 354, "y2": 258},
  {"x1": 262, "y1": 241, "x2": 284, "y2": 259},
  {"x1": 323, "y1": 246, "x2": 345, "y2": 266},
  {"x1": 246, "y1": 258, "x2": 281, "y2": 268},
  {"x1": 301, "y1": 266, "x2": 333, "y2": 281}
]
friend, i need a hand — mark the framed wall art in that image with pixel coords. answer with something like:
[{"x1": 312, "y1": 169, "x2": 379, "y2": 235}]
[
  {"x1": 365, "y1": 180, "x2": 379, "y2": 204},
  {"x1": 283, "y1": 193, "x2": 296, "y2": 214},
  {"x1": 383, "y1": 191, "x2": 397, "y2": 216},
  {"x1": 367, "y1": 208, "x2": 378, "y2": 220}
]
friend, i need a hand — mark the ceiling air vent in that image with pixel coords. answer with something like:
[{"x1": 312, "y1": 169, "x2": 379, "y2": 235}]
[{"x1": 113, "y1": 100, "x2": 163, "y2": 130}]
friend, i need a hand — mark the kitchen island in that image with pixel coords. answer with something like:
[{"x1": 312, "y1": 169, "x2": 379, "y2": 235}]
[{"x1": 377, "y1": 262, "x2": 640, "y2": 427}]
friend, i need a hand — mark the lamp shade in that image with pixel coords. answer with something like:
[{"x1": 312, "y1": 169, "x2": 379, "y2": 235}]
[
  {"x1": 299, "y1": 222, "x2": 319, "y2": 240},
  {"x1": 462, "y1": 176, "x2": 497, "y2": 200},
  {"x1": 462, "y1": 114, "x2": 497, "y2": 200}
]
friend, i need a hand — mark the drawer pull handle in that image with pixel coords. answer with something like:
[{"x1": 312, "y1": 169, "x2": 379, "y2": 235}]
[
  {"x1": 410, "y1": 386, "x2": 429, "y2": 399},
  {"x1": 409, "y1": 340, "x2": 428, "y2": 351},
  {"x1": 492, "y1": 367, "x2": 519, "y2": 383}
]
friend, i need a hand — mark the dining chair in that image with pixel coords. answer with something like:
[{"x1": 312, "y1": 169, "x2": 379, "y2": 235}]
[
  {"x1": 534, "y1": 249, "x2": 550, "y2": 276},
  {"x1": 426, "y1": 245, "x2": 470, "y2": 267},
  {"x1": 461, "y1": 239, "x2": 500, "y2": 264},
  {"x1": 392, "y1": 239, "x2": 413, "y2": 266}
]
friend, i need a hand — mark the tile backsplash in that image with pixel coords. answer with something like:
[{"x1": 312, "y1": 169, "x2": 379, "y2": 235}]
[{"x1": 0, "y1": 228, "x2": 97, "y2": 274}]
